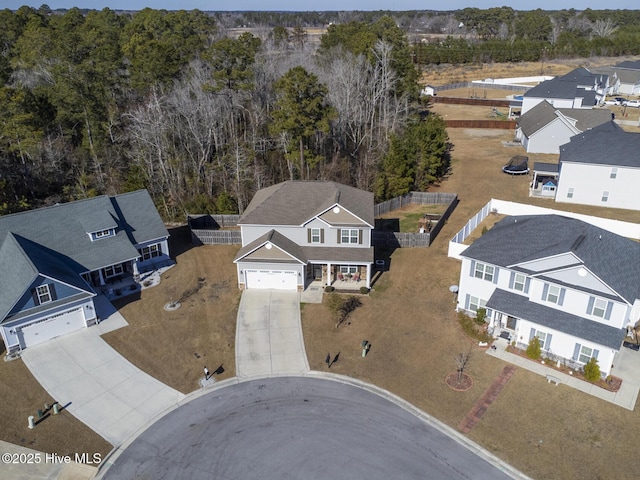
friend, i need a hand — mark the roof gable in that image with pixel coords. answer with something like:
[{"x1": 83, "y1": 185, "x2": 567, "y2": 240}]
[
  {"x1": 239, "y1": 181, "x2": 374, "y2": 227},
  {"x1": 462, "y1": 215, "x2": 640, "y2": 303},
  {"x1": 234, "y1": 230, "x2": 306, "y2": 264},
  {"x1": 0, "y1": 190, "x2": 166, "y2": 273}
]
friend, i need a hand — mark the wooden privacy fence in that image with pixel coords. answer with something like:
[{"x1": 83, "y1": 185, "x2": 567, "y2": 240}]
[
  {"x1": 431, "y1": 97, "x2": 512, "y2": 108},
  {"x1": 373, "y1": 192, "x2": 458, "y2": 248},
  {"x1": 188, "y1": 191, "x2": 458, "y2": 248},
  {"x1": 188, "y1": 214, "x2": 241, "y2": 246},
  {"x1": 445, "y1": 119, "x2": 516, "y2": 129}
]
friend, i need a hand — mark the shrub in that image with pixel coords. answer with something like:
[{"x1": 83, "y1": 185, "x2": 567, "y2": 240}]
[
  {"x1": 583, "y1": 357, "x2": 601, "y2": 382},
  {"x1": 481, "y1": 225, "x2": 488, "y2": 235},
  {"x1": 526, "y1": 336, "x2": 541, "y2": 360},
  {"x1": 359, "y1": 286, "x2": 370, "y2": 294},
  {"x1": 474, "y1": 307, "x2": 487, "y2": 325},
  {"x1": 457, "y1": 312, "x2": 492, "y2": 343},
  {"x1": 324, "y1": 285, "x2": 335, "y2": 293}
]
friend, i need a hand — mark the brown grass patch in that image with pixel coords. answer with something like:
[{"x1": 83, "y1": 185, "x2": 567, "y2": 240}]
[
  {"x1": 104, "y1": 228, "x2": 240, "y2": 394},
  {"x1": 303, "y1": 105, "x2": 640, "y2": 479},
  {"x1": 0, "y1": 357, "x2": 112, "y2": 457}
]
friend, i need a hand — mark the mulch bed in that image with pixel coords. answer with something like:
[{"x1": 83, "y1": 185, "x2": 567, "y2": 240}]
[
  {"x1": 506, "y1": 346, "x2": 622, "y2": 392},
  {"x1": 445, "y1": 372, "x2": 473, "y2": 391}
]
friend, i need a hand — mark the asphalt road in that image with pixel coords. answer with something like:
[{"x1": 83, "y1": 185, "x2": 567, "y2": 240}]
[{"x1": 101, "y1": 377, "x2": 516, "y2": 480}]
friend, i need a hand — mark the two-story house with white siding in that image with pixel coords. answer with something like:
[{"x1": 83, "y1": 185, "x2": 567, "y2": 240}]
[
  {"x1": 555, "y1": 121, "x2": 640, "y2": 212},
  {"x1": 521, "y1": 67, "x2": 606, "y2": 114},
  {"x1": 457, "y1": 215, "x2": 640, "y2": 377},
  {"x1": 233, "y1": 181, "x2": 374, "y2": 291},
  {"x1": 0, "y1": 190, "x2": 170, "y2": 353}
]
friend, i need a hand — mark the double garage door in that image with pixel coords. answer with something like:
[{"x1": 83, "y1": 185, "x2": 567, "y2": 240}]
[
  {"x1": 245, "y1": 269, "x2": 297, "y2": 290},
  {"x1": 19, "y1": 307, "x2": 86, "y2": 348}
]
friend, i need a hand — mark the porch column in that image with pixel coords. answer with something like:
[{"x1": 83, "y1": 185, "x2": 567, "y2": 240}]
[
  {"x1": 132, "y1": 261, "x2": 139, "y2": 276},
  {"x1": 326, "y1": 263, "x2": 332, "y2": 286},
  {"x1": 98, "y1": 269, "x2": 105, "y2": 286},
  {"x1": 366, "y1": 263, "x2": 371, "y2": 289}
]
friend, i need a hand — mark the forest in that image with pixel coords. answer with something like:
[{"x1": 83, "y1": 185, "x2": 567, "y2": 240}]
[{"x1": 1, "y1": 6, "x2": 638, "y2": 219}]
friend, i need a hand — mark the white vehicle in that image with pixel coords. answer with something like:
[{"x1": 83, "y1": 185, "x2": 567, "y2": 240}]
[{"x1": 623, "y1": 99, "x2": 640, "y2": 108}]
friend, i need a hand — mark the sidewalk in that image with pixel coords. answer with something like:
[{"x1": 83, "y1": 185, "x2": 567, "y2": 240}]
[{"x1": 487, "y1": 339, "x2": 639, "y2": 410}]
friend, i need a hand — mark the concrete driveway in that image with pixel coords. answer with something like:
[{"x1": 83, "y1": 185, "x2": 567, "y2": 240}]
[
  {"x1": 22, "y1": 299, "x2": 184, "y2": 446},
  {"x1": 236, "y1": 290, "x2": 309, "y2": 378}
]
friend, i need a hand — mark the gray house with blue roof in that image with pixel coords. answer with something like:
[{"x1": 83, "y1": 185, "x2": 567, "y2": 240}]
[
  {"x1": 457, "y1": 214, "x2": 640, "y2": 376},
  {"x1": 0, "y1": 190, "x2": 170, "y2": 353}
]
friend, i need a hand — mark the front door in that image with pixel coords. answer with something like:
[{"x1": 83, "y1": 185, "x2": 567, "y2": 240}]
[
  {"x1": 506, "y1": 316, "x2": 517, "y2": 330},
  {"x1": 313, "y1": 265, "x2": 322, "y2": 280}
]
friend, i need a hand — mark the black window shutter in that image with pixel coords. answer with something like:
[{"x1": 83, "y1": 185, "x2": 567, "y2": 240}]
[
  {"x1": 32, "y1": 288, "x2": 40, "y2": 306},
  {"x1": 49, "y1": 284, "x2": 57, "y2": 301}
]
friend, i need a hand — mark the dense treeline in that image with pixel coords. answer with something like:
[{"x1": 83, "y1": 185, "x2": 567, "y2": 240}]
[
  {"x1": 2, "y1": 7, "x2": 637, "y2": 219},
  {"x1": 0, "y1": 7, "x2": 450, "y2": 218}
]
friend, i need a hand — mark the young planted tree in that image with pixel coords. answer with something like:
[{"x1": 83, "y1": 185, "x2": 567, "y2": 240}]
[
  {"x1": 526, "y1": 336, "x2": 542, "y2": 360},
  {"x1": 583, "y1": 357, "x2": 601, "y2": 382}
]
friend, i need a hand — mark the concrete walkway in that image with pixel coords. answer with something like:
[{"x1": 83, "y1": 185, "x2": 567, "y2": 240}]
[
  {"x1": 22, "y1": 299, "x2": 185, "y2": 446},
  {"x1": 236, "y1": 290, "x2": 310, "y2": 378},
  {"x1": 487, "y1": 339, "x2": 639, "y2": 410}
]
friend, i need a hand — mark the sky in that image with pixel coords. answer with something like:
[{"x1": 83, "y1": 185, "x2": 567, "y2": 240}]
[{"x1": 4, "y1": 1, "x2": 639, "y2": 12}]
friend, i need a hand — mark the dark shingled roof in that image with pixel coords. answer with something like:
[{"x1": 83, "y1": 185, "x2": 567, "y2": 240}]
[
  {"x1": 486, "y1": 289, "x2": 626, "y2": 350},
  {"x1": 0, "y1": 190, "x2": 168, "y2": 321},
  {"x1": 559, "y1": 121, "x2": 640, "y2": 168},
  {"x1": 614, "y1": 60, "x2": 640, "y2": 70},
  {"x1": 239, "y1": 181, "x2": 374, "y2": 227},
  {"x1": 462, "y1": 215, "x2": 640, "y2": 303}
]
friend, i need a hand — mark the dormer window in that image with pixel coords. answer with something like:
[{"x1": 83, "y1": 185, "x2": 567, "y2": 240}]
[{"x1": 90, "y1": 228, "x2": 115, "y2": 241}]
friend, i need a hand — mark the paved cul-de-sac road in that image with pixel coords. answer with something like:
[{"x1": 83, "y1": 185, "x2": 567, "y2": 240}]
[{"x1": 101, "y1": 376, "x2": 516, "y2": 480}]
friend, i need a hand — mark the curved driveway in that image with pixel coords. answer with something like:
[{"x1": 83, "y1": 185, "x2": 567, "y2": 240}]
[{"x1": 101, "y1": 376, "x2": 518, "y2": 480}]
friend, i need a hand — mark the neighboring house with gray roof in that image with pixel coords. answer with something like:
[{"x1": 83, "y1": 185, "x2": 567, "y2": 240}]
[
  {"x1": 521, "y1": 68, "x2": 607, "y2": 114},
  {"x1": 555, "y1": 122, "x2": 640, "y2": 211},
  {"x1": 456, "y1": 214, "x2": 640, "y2": 376},
  {"x1": 612, "y1": 60, "x2": 640, "y2": 95},
  {"x1": 516, "y1": 100, "x2": 613, "y2": 154},
  {"x1": 233, "y1": 181, "x2": 374, "y2": 291},
  {"x1": 0, "y1": 190, "x2": 170, "y2": 353}
]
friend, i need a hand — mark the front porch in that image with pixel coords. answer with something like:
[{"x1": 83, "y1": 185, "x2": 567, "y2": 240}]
[
  {"x1": 310, "y1": 263, "x2": 371, "y2": 290},
  {"x1": 83, "y1": 261, "x2": 175, "y2": 301}
]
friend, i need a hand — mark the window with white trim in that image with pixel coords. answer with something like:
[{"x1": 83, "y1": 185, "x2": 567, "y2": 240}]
[
  {"x1": 473, "y1": 262, "x2": 494, "y2": 282},
  {"x1": 513, "y1": 273, "x2": 526, "y2": 292},
  {"x1": 310, "y1": 228, "x2": 321, "y2": 244},
  {"x1": 92, "y1": 228, "x2": 115, "y2": 240},
  {"x1": 578, "y1": 345, "x2": 593, "y2": 364},
  {"x1": 341, "y1": 229, "x2": 359, "y2": 244},
  {"x1": 104, "y1": 264, "x2": 124, "y2": 278},
  {"x1": 339, "y1": 265, "x2": 358, "y2": 275},
  {"x1": 602, "y1": 191, "x2": 609, "y2": 202},
  {"x1": 139, "y1": 244, "x2": 161, "y2": 261},
  {"x1": 469, "y1": 296, "x2": 486, "y2": 312},
  {"x1": 536, "y1": 331, "x2": 547, "y2": 349},
  {"x1": 567, "y1": 187, "x2": 574, "y2": 199},
  {"x1": 545, "y1": 285, "x2": 561, "y2": 304},
  {"x1": 590, "y1": 298, "x2": 608, "y2": 318},
  {"x1": 610, "y1": 167, "x2": 617, "y2": 179},
  {"x1": 36, "y1": 285, "x2": 52, "y2": 304}
]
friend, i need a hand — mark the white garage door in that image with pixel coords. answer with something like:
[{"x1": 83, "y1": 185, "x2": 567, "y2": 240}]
[
  {"x1": 245, "y1": 269, "x2": 297, "y2": 290},
  {"x1": 20, "y1": 307, "x2": 86, "y2": 348}
]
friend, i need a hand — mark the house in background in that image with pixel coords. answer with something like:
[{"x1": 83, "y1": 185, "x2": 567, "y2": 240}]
[
  {"x1": 555, "y1": 122, "x2": 640, "y2": 211},
  {"x1": 457, "y1": 215, "x2": 640, "y2": 377},
  {"x1": 0, "y1": 190, "x2": 170, "y2": 353},
  {"x1": 516, "y1": 100, "x2": 613, "y2": 154},
  {"x1": 521, "y1": 67, "x2": 607, "y2": 114},
  {"x1": 234, "y1": 181, "x2": 374, "y2": 291},
  {"x1": 610, "y1": 60, "x2": 640, "y2": 95}
]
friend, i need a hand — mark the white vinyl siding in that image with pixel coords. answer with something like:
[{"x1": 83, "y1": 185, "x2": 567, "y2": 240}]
[{"x1": 473, "y1": 262, "x2": 494, "y2": 282}]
